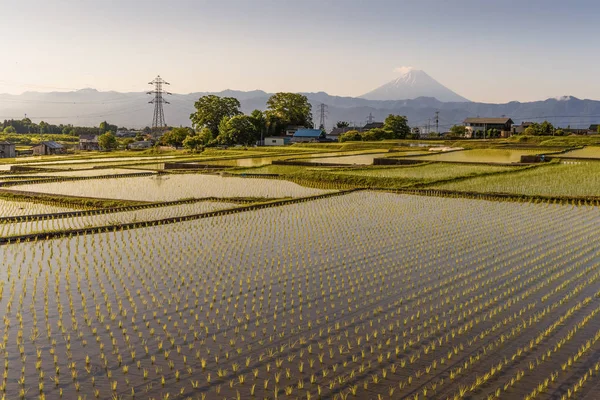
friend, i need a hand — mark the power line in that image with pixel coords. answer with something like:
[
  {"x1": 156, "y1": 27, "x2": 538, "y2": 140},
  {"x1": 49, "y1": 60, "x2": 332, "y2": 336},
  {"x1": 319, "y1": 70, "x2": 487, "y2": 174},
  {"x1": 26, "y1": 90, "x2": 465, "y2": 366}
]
[
  {"x1": 0, "y1": 104, "x2": 148, "y2": 120},
  {"x1": 0, "y1": 96, "x2": 145, "y2": 105}
]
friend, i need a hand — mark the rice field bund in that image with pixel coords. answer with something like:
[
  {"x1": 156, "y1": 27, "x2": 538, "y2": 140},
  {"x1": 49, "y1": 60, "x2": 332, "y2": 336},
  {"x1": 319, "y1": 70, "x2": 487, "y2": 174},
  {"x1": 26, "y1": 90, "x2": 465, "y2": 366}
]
[{"x1": 2, "y1": 143, "x2": 600, "y2": 400}]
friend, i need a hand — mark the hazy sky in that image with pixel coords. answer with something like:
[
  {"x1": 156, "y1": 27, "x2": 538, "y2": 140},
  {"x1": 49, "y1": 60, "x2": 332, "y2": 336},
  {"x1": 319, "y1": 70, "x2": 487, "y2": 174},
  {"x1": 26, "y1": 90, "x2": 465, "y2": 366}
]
[{"x1": 1, "y1": 0, "x2": 599, "y2": 103}]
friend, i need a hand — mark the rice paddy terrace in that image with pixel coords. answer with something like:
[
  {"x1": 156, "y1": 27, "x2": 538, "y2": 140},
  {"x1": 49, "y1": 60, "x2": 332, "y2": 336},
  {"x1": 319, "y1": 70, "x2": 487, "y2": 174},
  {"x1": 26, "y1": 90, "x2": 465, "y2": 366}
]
[{"x1": 1, "y1": 142, "x2": 600, "y2": 400}]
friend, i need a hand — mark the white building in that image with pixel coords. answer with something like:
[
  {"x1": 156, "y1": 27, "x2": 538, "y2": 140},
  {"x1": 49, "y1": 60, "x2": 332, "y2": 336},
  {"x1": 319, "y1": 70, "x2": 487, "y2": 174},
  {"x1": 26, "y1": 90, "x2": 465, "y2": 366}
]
[{"x1": 262, "y1": 137, "x2": 290, "y2": 146}]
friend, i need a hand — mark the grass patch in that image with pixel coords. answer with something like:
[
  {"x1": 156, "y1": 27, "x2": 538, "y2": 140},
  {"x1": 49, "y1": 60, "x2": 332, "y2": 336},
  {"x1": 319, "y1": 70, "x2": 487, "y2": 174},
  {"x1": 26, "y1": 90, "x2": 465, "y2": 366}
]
[
  {"x1": 428, "y1": 160, "x2": 600, "y2": 197},
  {"x1": 335, "y1": 163, "x2": 520, "y2": 180},
  {"x1": 506, "y1": 135, "x2": 600, "y2": 147}
]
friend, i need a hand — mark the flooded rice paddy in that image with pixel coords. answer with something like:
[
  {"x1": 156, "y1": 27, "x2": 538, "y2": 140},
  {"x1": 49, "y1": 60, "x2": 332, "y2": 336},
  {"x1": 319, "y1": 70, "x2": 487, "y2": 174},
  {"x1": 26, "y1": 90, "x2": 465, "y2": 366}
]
[
  {"x1": 402, "y1": 148, "x2": 552, "y2": 163},
  {"x1": 2, "y1": 192, "x2": 600, "y2": 399},
  {"x1": 10, "y1": 174, "x2": 334, "y2": 201}
]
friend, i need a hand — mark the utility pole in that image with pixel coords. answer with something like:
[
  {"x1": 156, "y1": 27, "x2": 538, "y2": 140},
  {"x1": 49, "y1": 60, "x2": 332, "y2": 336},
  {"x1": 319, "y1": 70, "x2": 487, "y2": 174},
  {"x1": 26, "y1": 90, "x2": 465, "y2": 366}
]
[
  {"x1": 318, "y1": 103, "x2": 328, "y2": 130},
  {"x1": 434, "y1": 111, "x2": 439, "y2": 134},
  {"x1": 147, "y1": 75, "x2": 171, "y2": 137}
]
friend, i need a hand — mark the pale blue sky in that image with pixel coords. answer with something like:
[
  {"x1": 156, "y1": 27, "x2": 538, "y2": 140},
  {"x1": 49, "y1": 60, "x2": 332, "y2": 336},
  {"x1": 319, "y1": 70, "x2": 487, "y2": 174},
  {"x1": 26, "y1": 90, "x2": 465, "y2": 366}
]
[{"x1": 1, "y1": 0, "x2": 599, "y2": 103}]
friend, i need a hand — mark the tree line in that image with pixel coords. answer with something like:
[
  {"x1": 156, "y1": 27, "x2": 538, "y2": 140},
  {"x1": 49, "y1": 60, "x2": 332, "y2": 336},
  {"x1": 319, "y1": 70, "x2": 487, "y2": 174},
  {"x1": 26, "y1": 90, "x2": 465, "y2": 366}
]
[
  {"x1": 1, "y1": 118, "x2": 132, "y2": 136},
  {"x1": 449, "y1": 120, "x2": 594, "y2": 138},
  {"x1": 161, "y1": 93, "x2": 412, "y2": 149},
  {"x1": 3, "y1": 92, "x2": 414, "y2": 150},
  {"x1": 159, "y1": 92, "x2": 314, "y2": 150},
  {"x1": 338, "y1": 115, "x2": 411, "y2": 142}
]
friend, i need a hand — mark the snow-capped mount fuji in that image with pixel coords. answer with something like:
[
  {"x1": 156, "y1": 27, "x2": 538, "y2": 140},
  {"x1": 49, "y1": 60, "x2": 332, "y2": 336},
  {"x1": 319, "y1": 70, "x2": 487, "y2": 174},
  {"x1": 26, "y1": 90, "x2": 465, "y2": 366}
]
[{"x1": 360, "y1": 67, "x2": 470, "y2": 102}]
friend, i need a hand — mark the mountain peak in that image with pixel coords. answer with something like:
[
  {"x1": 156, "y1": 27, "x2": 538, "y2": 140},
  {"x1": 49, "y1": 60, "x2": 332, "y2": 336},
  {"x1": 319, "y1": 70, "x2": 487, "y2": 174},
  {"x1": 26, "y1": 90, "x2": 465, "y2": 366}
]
[
  {"x1": 551, "y1": 95, "x2": 578, "y2": 101},
  {"x1": 76, "y1": 88, "x2": 99, "y2": 93},
  {"x1": 394, "y1": 66, "x2": 417, "y2": 75},
  {"x1": 360, "y1": 68, "x2": 469, "y2": 102}
]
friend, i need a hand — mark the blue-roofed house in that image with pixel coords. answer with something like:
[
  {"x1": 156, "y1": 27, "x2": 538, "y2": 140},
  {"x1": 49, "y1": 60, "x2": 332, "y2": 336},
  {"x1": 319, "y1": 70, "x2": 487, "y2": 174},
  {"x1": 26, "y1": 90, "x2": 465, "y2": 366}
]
[{"x1": 291, "y1": 129, "x2": 325, "y2": 143}]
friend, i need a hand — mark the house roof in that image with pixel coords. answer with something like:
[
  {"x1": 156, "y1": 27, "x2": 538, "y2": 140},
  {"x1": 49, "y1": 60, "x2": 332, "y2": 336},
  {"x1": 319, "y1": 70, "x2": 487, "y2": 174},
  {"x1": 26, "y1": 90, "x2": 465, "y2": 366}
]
[
  {"x1": 293, "y1": 129, "x2": 323, "y2": 138},
  {"x1": 39, "y1": 141, "x2": 64, "y2": 149},
  {"x1": 0, "y1": 141, "x2": 14, "y2": 145},
  {"x1": 129, "y1": 141, "x2": 153, "y2": 148},
  {"x1": 363, "y1": 122, "x2": 384, "y2": 130},
  {"x1": 328, "y1": 127, "x2": 362, "y2": 136},
  {"x1": 79, "y1": 134, "x2": 98, "y2": 141},
  {"x1": 464, "y1": 118, "x2": 513, "y2": 124}
]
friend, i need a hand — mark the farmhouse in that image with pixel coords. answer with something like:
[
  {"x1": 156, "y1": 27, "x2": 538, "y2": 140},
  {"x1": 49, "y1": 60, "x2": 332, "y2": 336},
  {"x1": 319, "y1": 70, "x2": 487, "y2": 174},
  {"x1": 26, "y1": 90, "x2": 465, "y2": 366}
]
[
  {"x1": 511, "y1": 122, "x2": 535, "y2": 135},
  {"x1": 291, "y1": 129, "x2": 325, "y2": 143},
  {"x1": 0, "y1": 141, "x2": 16, "y2": 158},
  {"x1": 263, "y1": 136, "x2": 291, "y2": 146},
  {"x1": 326, "y1": 126, "x2": 362, "y2": 141},
  {"x1": 79, "y1": 134, "x2": 100, "y2": 151},
  {"x1": 128, "y1": 140, "x2": 154, "y2": 150},
  {"x1": 116, "y1": 130, "x2": 139, "y2": 138},
  {"x1": 31, "y1": 141, "x2": 65, "y2": 155},
  {"x1": 362, "y1": 122, "x2": 385, "y2": 130},
  {"x1": 327, "y1": 122, "x2": 384, "y2": 141},
  {"x1": 464, "y1": 117, "x2": 514, "y2": 138},
  {"x1": 285, "y1": 125, "x2": 305, "y2": 136}
]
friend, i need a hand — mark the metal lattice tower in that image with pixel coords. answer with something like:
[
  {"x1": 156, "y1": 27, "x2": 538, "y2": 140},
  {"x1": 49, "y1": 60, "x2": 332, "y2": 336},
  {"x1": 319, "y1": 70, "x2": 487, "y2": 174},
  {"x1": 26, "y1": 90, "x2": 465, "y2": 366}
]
[
  {"x1": 147, "y1": 75, "x2": 171, "y2": 135},
  {"x1": 366, "y1": 112, "x2": 375, "y2": 124},
  {"x1": 318, "y1": 103, "x2": 328, "y2": 130}
]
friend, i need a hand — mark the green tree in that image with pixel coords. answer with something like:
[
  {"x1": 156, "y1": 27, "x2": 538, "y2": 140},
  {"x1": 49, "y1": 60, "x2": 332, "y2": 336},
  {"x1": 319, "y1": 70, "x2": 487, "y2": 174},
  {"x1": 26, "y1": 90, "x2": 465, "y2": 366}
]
[
  {"x1": 383, "y1": 114, "x2": 410, "y2": 139},
  {"x1": 38, "y1": 121, "x2": 49, "y2": 134},
  {"x1": 216, "y1": 115, "x2": 258, "y2": 145},
  {"x1": 597, "y1": 125, "x2": 600, "y2": 134},
  {"x1": 99, "y1": 121, "x2": 118, "y2": 134},
  {"x1": 449, "y1": 125, "x2": 467, "y2": 137},
  {"x1": 121, "y1": 138, "x2": 135, "y2": 147},
  {"x1": 98, "y1": 131, "x2": 117, "y2": 150},
  {"x1": 338, "y1": 130, "x2": 362, "y2": 142},
  {"x1": 336, "y1": 121, "x2": 350, "y2": 128},
  {"x1": 183, "y1": 135, "x2": 205, "y2": 152},
  {"x1": 183, "y1": 127, "x2": 214, "y2": 151},
  {"x1": 3, "y1": 126, "x2": 16, "y2": 134},
  {"x1": 265, "y1": 93, "x2": 313, "y2": 134},
  {"x1": 190, "y1": 95, "x2": 242, "y2": 136},
  {"x1": 160, "y1": 127, "x2": 193, "y2": 147},
  {"x1": 539, "y1": 121, "x2": 554, "y2": 135},
  {"x1": 249, "y1": 110, "x2": 266, "y2": 140},
  {"x1": 218, "y1": 116, "x2": 230, "y2": 140},
  {"x1": 198, "y1": 127, "x2": 214, "y2": 145},
  {"x1": 522, "y1": 121, "x2": 554, "y2": 136},
  {"x1": 360, "y1": 130, "x2": 378, "y2": 141},
  {"x1": 361, "y1": 128, "x2": 395, "y2": 141}
]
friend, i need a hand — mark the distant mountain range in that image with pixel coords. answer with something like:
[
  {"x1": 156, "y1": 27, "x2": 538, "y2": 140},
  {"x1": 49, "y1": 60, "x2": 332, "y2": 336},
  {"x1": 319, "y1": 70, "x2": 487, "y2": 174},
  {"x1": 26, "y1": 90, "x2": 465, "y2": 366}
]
[
  {"x1": 1, "y1": 87, "x2": 600, "y2": 131},
  {"x1": 360, "y1": 67, "x2": 470, "y2": 102}
]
